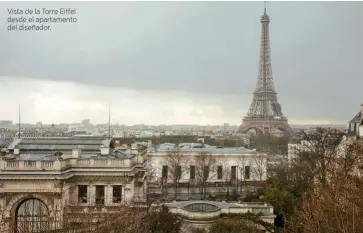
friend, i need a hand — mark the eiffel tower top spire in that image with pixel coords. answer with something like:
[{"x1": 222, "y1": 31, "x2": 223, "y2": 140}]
[
  {"x1": 256, "y1": 0, "x2": 273, "y2": 94},
  {"x1": 264, "y1": 1, "x2": 267, "y2": 15}
]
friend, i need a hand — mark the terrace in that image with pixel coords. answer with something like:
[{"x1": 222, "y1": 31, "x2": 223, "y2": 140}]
[{"x1": 0, "y1": 149, "x2": 147, "y2": 172}]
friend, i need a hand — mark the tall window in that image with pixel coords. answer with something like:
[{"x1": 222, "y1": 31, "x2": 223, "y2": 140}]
[
  {"x1": 203, "y1": 166, "x2": 210, "y2": 181},
  {"x1": 190, "y1": 166, "x2": 195, "y2": 179},
  {"x1": 217, "y1": 166, "x2": 223, "y2": 179},
  {"x1": 176, "y1": 165, "x2": 182, "y2": 180},
  {"x1": 245, "y1": 166, "x2": 251, "y2": 179},
  {"x1": 231, "y1": 166, "x2": 237, "y2": 180},
  {"x1": 95, "y1": 185, "x2": 105, "y2": 205},
  {"x1": 16, "y1": 199, "x2": 49, "y2": 233},
  {"x1": 113, "y1": 185, "x2": 122, "y2": 203},
  {"x1": 162, "y1": 166, "x2": 168, "y2": 179},
  {"x1": 78, "y1": 185, "x2": 88, "y2": 204}
]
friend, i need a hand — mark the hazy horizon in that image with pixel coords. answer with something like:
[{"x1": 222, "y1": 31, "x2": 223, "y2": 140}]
[{"x1": 1, "y1": 2, "x2": 362, "y2": 126}]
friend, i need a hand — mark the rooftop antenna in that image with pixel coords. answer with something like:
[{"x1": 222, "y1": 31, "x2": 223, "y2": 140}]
[
  {"x1": 18, "y1": 104, "x2": 21, "y2": 138},
  {"x1": 264, "y1": 1, "x2": 267, "y2": 15},
  {"x1": 108, "y1": 104, "x2": 111, "y2": 139}
]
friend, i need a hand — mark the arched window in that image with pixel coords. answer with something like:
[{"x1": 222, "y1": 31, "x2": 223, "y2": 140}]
[{"x1": 16, "y1": 199, "x2": 49, "y2": 233}]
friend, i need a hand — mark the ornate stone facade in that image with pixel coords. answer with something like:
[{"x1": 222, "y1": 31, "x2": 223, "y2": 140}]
[{"x1": 0, "y1": 137, "x2": 148, "y2": 232}]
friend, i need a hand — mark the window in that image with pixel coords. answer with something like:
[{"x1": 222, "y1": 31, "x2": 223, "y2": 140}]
[
  {"x1": 203, "y1": 166, "x2": 209, "y2": 181},
  {"x1": 231, "y1": 166, "x2": 237, "y2": 180},
  {"x1": 95, "y1": 185, "x2": 105, "y2": 205},
  {"x1": 78, "y1": 185, "x2": 88, "y2": 203},
  {"x1": 16, "y1": 198, "x2": 49, "y2": 233},
  {"x1": 113, "y1": 185, "x2": 122, "y2": 203},
  {"x1": 176, "y1": 165, "x2": 182, "y2": 180},
  {"x1": 190, "y1": 166, "x2": 195, "y2": 179},
  {"x1": 217, "y1": 166, "x2": 223, "y2": 179},
  {"x1": 162, "y1": 166, "x2": 168, "y2": 179},
  {"x1": 245, "y1": 166, "x2": 251, "y2": 179}
]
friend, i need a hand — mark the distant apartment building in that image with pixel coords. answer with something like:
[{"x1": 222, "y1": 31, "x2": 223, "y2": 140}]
[
  {"x1": 288, "y1": 131, "x2": 361, "y2": 177},
  {"x1": 0, "y1": 137, "x2": 147, "y2": 232},
  {"x1": 0, "y1": 120, "x2": 12, "y2": 126},
  {"x1": 287, "y1": 140, "x2": 311, "y2": 165},
  {"x1": 0, "y1": 128, "x2": 12, "y2": 140},
  {"x1": 288, "y1": 103, "x2": 363, "y2": 165},
  {"x1": 67, "y1": 125, "x2": 87, "y2": 135},
  {"x1": 347, "y1": 103, "x2": 363, "y2": 138}
]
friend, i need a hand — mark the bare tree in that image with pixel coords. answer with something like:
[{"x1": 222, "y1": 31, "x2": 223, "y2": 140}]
[
  {"x1": 294, "y1": 127, "x2": 345, "y2": 186},
  {"x1": 144, "y1": 160, "x2": 158, "y2": 201},
  {"x1": 238, "y1": 156, "x2": 248, "y2": 193},
  {"x1": 215, "y1": 159, "x2": 231, "y2": 194},
  {"x1": 194, "y1": 152, "x2": 217, "y2": 200},
  {"x1": 276, "y1": 132, "x2": 363, "y2": 233},
  {"x1": 252, "y1": 154, "x2": 267, "y2": 183},
  {"x1": 286, "y1": 172, "x2": 363, "y2": 233},
  {"x1": 166, "y1": 148, "x2": 189, "y2": 200},
  {"x1": 336, "y1": 138, "x2": 363, "y2": 177}
]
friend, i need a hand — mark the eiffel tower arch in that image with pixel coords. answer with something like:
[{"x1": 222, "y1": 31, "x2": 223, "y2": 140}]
[{"x1": 239, "y1": 3, "x2": 293, "y2": 137}]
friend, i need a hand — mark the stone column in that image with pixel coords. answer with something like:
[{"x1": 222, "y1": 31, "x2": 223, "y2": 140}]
[
  {"x1": 106, "y1": 184, "x2": 112, "y2": 206},
  {"x1": 89, "y1": 184, "x2": 95, "y2": 205}
]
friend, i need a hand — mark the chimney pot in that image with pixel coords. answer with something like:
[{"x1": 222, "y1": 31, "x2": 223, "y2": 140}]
[
  {"x1": 100, "y1": 145, "x2": 110, "y2": 155},
  {"x1": 72, "y1": 147, "x2": 82, "y2": 158},
  {"x1": 14, "y1": 145, "x2": 20, "y2": 155}
]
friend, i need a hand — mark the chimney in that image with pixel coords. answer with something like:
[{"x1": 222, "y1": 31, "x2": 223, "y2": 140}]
[
  {"x1": 72, "y1": 146, "x2": 82, "y2": 158},
  {"x1": 360, "y1": 103, "x2": 363, "y2": 124},
  {"x1": 100, "y1": 145, "x2": 110, "y2": 155},
  {"x1": 14, "y1": 145, "x2": 20, "y2": 155}
]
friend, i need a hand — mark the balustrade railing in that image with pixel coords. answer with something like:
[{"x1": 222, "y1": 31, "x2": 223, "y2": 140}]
[
  {"x1": 1, "y1": 157, "x2": 138, "y2": 171},
  {"x1": 6, "y1": 161, "x2": 19, "y2": 167},
  {"x1": 41, "y1": 161, "x2": 54, "y2": 168},
  {"x1": 24, "y1": 161, "x2": 36, "y2": 167}
]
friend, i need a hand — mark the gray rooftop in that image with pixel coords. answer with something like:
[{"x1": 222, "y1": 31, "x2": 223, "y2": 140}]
[
  {"x1": 7, "y1": 138, "x2": 111, "y2": 151},
  {"x1": 4, "y1": 150, "x2": 132, "y2": 161},
  {"x1": 4, "y1": 154, "x2": 58, "y2": 161},
  {"x1": 149, "y1": 143, "x2": 258, "y2": 155},
  {"x1": 350, "y1": 112, "x2": 361, "y2": 124}
]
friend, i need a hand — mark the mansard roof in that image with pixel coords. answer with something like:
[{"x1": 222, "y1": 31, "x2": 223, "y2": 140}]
[
  {"x1": 349, "y1": 112, "x2": 361, "y2": 124},
  {"x1": 7, "y1": 137, "x2": 111, "y2": 151}
]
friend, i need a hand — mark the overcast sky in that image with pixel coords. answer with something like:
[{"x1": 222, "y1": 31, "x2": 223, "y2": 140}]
[{"x1": 0, "y1": 1, "x2": 362, "y2": 125}]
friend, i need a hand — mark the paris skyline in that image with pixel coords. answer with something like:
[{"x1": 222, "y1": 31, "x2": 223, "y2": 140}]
[{"x1": 0, "y1": 1, "x2": 362, "y2": 125}]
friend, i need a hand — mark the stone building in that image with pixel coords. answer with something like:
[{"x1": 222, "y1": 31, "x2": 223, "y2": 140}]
[
  {"x1": 348, "y1": 103, "x2": 363, "y2": 138},
  {"x1": 0, "y1": 137, "x2": 147, "y2": 232},
  {"x1": 148, "y1": 142, "x2": 267, "y2": 199}
]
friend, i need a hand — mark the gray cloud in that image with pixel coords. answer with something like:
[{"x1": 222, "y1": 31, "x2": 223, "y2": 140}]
[{"x1": 0, "y1": 2, "x2": 362, "y2": 123}]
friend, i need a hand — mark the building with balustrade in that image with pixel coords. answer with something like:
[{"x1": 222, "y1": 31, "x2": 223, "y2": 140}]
[
  {"x1": 0, "y1": 137, "x2": 148, "y2": 233},
  {"x1": 148, "y1": 142, "x2": 268, "y2": 200},
  {"x1": 164, "y1": 200, "x2": 275, "y2": 233}
]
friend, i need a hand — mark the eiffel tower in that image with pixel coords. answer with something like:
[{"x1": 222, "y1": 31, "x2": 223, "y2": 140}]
[{"x1": 239, "y1": 2, "x2": 293, "y2": 137}]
